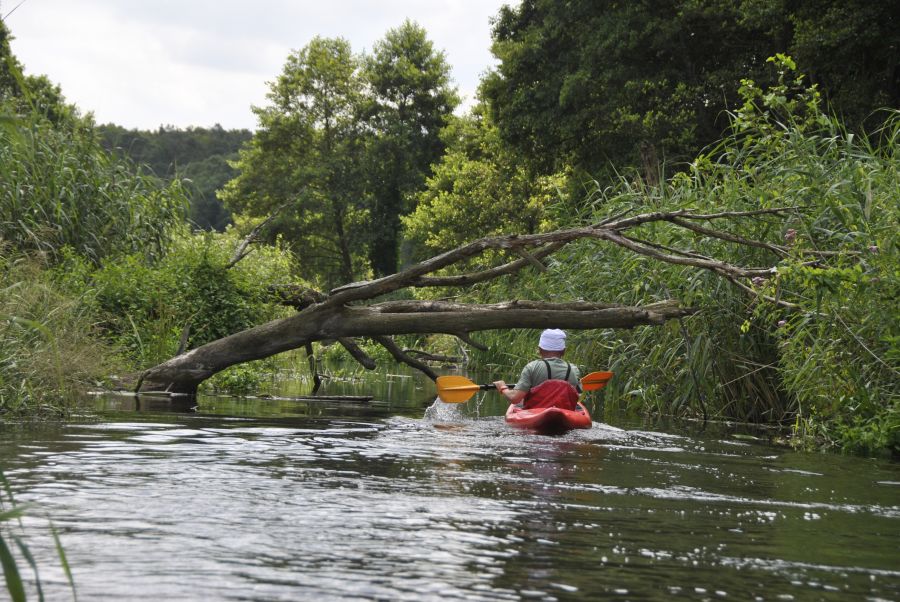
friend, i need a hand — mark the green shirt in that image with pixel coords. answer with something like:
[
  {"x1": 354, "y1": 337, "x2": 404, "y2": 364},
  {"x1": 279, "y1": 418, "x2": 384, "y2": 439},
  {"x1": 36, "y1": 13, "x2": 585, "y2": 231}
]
[{"x1": 513, "y1": 357, "x2": 582, "y2": 392}]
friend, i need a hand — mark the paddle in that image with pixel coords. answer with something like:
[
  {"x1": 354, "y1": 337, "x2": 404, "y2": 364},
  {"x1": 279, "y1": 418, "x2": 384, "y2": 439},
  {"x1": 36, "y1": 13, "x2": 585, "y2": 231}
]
[{"x1": 435, "y1": 371, "x2": 613, "y2": 403}]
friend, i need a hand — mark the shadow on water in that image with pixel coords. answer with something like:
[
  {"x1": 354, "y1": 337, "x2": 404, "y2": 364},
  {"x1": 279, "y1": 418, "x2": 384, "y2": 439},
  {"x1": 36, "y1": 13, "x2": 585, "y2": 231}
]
[{"x1": 0, "y1": 366, "x2": 897, "y2": 601}]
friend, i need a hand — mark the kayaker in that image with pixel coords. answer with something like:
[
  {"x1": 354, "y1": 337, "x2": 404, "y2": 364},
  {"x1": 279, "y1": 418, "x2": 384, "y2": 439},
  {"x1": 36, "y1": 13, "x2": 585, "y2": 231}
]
[{"x1": 493, "y1": 329, "x2": 583, "y2": 410}]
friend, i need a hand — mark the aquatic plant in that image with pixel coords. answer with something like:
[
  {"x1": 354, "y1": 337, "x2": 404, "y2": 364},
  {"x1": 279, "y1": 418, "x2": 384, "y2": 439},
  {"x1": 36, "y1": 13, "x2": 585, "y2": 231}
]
[
  {"x1": 466, "y1": 59, "x2": 899, "y2": 454},
  {"x1": 0, "y1": 254, "x2": 118, "y2": 417},
  {"x1": 0, "y1": 469, "x2": 76, "y2": 601}
]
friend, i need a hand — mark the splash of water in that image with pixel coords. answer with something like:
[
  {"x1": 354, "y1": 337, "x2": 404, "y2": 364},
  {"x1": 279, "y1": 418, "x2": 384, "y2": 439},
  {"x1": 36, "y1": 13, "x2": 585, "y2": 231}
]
[{"x1": 423, "y1": 396, "x2": 467, "y2": 423}]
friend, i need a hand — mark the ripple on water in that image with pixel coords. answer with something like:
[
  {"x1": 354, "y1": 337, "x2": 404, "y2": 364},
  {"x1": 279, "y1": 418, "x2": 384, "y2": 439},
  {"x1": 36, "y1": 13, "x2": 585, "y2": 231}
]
[{"x1": 1, "y1": 410, "x2": 897, "y2": 601}]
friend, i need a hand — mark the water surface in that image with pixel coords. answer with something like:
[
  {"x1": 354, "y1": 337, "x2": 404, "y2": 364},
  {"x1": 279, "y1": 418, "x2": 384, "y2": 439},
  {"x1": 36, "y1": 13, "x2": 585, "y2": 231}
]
[{"x1": 1, "y1": 380, "x2": 897, "y2": 600}]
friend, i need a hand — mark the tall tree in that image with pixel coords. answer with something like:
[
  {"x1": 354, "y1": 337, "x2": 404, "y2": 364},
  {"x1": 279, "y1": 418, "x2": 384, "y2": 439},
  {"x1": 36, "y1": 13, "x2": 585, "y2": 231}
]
[
  {"x1": 481, "y1": 0, "x2": 900, "y2": 177},
  {"x1": 363, "y1": 20, "x2": 459, "y2": 276},
  {"x1": 221, "y1": 37, "x2": 369, "y2": 286}
]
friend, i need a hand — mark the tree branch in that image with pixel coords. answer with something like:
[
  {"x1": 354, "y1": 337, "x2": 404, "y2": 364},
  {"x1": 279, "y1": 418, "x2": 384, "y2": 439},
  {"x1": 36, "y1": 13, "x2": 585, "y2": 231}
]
[
  {"x1": 601, "y1": 230, "x2": 776, "y2": 279},
  {"x1": 454, "y1": 332, "x2": 487, "y2": 352},
  {"x1": 372, "y1": 336, "x2": 438, "y2": 380},
  {"x1": 226, "y1": 201, "x2": 291, "y2": 269},
  {"x1": 338, "y1": 337, "x2": 377, "y2": 370},
  {"x1": 410, "y1": 242, "x2": 566, "y2": 287},
  {"x1": 669, "y1": 217, "x2": 790, "y2": 257},
  {"x1": 138, "y1": 207, "x2": 816, "y2": 395}
]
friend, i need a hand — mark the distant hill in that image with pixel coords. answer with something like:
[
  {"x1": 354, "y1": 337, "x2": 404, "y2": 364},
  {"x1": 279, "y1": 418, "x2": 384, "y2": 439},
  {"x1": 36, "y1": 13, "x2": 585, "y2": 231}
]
[{"x1": 98, "y1": 124, "x2": 252, "y2": 231}]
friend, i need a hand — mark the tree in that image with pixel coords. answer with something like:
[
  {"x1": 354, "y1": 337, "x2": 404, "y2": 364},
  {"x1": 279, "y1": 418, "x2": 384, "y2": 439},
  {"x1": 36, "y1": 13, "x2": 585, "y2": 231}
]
[
  {"x1": 480, "y1": 0, "x2": 900, "y2": 177},
  {"x1": 363, "y1": 20, "x2": 459, "y2": 275},
  {"x1": 402, "y1": 107, "x2": 563, "y2": 260},
  {"x1": 97, "y1": 124, "x2": 252, "y2": 231},
  {"x1": 221, "y1": 37, "x2": 370, "y2": 286},
  {"x1": 134, "y1": 203, "x2": 822, "y2": 395}
]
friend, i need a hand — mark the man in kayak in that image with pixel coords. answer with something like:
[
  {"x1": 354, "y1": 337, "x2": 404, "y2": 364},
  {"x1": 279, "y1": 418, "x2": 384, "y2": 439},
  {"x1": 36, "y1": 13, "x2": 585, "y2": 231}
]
[{"x1": 493, "y1": 329, "x2": 583, "y2": 410}]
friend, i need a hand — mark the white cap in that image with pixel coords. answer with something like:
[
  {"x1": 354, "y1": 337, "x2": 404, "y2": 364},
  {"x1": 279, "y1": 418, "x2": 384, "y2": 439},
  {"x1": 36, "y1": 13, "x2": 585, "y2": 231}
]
[{"x1": 538, "y1": 329, "x2": 566, "y2": 351}]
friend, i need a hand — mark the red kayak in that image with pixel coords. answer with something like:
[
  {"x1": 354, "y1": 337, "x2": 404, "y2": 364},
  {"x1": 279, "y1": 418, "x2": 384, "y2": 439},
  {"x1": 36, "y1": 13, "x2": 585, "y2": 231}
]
[{"x1": 505, "y1": 401, "x2": 592, "y2": 434}]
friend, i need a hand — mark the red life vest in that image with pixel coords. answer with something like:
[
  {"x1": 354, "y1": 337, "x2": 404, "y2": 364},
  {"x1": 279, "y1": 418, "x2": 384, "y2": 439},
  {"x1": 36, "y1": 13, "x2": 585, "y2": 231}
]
[
  {"x1": 522, "y1": 360, "x2": 580, "y2": 410},
  {"x1": 523, "y1": 379, "x2": 580, "y2": 410}
]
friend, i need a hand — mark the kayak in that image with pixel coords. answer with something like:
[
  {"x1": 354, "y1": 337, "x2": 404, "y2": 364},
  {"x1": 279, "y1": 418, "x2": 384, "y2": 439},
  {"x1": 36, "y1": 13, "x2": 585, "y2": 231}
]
[{"x1": 505, "y1": 401, "x2": 592, "y2": 434}]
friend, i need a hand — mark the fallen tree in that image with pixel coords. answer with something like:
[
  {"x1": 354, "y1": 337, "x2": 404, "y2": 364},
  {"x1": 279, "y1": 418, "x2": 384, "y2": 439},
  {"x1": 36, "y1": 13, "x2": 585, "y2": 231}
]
[{"x1": 136, "y1": 206, "x2": 811, "y2": 395}]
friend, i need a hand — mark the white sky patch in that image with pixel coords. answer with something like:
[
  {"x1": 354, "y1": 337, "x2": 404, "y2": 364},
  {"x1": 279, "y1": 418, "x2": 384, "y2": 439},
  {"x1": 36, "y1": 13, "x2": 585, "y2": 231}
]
[{"x1": 4, "y1": 0, "x2": 513, "y2": 130}]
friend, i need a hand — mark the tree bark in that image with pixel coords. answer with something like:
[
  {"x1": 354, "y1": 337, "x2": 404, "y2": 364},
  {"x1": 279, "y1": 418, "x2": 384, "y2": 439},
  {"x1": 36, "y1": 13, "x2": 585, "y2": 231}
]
[
  {"x1": 137, "y1": 206, "x2": 804, "y2": 395},
  {"x1": 137, "y1": 300, "x2": 693, "y2": 394}
]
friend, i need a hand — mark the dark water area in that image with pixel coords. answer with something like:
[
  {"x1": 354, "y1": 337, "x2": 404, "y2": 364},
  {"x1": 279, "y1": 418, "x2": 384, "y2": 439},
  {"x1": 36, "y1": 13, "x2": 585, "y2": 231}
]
[{"x1": 1, "y1": 372, "x2": 898, "y2": 601}]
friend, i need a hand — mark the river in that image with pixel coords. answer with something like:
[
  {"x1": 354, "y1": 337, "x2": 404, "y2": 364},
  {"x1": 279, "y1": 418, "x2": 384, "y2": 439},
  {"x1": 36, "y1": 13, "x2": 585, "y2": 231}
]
[{"x1": 1, "y1": 372, "x2": 897, "y2": 601}]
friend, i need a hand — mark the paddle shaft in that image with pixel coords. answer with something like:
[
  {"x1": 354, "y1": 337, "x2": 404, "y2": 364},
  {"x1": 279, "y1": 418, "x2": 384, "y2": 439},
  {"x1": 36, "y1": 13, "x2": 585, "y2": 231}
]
[{"x1": 435, "y1": 370, "x2": 612, "y2": 403}]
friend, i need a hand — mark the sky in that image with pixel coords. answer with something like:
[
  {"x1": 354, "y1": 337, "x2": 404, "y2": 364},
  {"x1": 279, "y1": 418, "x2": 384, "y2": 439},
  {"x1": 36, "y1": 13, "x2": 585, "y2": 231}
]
[{"x1": 3, "y1": 0, "x2": 513, "y2": 130}]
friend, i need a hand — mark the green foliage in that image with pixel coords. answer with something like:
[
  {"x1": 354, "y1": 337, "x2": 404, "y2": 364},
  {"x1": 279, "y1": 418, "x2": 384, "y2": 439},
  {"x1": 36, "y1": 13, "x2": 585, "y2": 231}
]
[
  {"x1": 222, "y1": 36, "x2": 371, "y2": 287},
  {"x1": 402, "y1": 109, "x2": 564, "y2": 260},
  {"x1": 467, "y1": 60, "x2": 898, "y2": 455},
  {"x1": 0, "y1": 112, "x2": 188, "y2": 264},
  {"x1": 0, "y1": 254, "x2": 117, "y2": 417},
  {"x1": 223, "y1": 23, "x2": 458, "y2": 285},
  {"x1": 709, "y1": 59, "x2": 899, "y2": 454},
  {"x1": 363, "y1": 20, "x2": 459, "y2": 275},
  {"x1": 204, "y1": 360, "x2": 271, "y2": 396},
  {"x1": 1, "y1": 21, "x2": 188, "y2": 265},
  {"x1": 481, "y1": 0, "x2": 900, "y2": 176},
  {"x1": 97, "y1": 124, "x2": 252, "y2": 231},
  {"x1": 89, "y1": 228, "x2": 296, "y2": 366}
]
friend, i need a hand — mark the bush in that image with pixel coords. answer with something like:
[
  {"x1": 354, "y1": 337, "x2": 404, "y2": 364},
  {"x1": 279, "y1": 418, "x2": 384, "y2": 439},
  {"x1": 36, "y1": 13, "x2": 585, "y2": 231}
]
[{"x1": 90, "y1": 227, "x2": 297, "y2": 367}]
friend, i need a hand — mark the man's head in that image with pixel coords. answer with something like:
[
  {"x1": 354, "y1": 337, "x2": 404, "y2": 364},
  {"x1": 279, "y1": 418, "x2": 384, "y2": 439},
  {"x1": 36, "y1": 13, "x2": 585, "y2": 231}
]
[{"x1": 538, "y1": 329, "x2": 566, "y2": 357}]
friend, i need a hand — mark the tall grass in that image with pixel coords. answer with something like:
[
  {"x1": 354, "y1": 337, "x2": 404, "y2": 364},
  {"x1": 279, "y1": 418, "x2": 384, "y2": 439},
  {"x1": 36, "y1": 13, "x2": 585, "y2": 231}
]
[
  {"x1": 0, "y1": 107, "x2": 188, "y2": 265},
  {"x1": 0, "y1": 468, "x2": 76, "y2": 601},
  {"x1": 0, "y1": 253, "x2": 119, "y2": 417},
  {"x1": 466, "y1": 62, "x2": 898, "y2": 454}
]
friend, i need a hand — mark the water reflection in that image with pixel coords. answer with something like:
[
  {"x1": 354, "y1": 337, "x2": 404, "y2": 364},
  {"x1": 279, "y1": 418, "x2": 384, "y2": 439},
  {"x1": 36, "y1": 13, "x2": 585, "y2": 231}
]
[{"x1": 0, "y1": 381, "x2": 897, "y2": 601}]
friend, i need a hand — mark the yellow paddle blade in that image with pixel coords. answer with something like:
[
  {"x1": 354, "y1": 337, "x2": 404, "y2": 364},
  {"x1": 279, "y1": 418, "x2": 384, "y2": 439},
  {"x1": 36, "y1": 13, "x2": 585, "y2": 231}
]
[
  {"x1": 435, "y1": 375, "x2": 483, "y2": 403},
  {"x1": 581, "y1": 370, "x2": 613, "y2": 391}
]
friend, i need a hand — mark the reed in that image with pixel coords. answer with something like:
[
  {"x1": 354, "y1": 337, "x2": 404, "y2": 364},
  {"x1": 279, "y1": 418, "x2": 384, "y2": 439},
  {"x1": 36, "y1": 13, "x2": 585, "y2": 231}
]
[
  {"x1": 0, "y1": 110, "x2": 187, "y2": 265},
  {"x1": 0, "y1": 253, "x2": 118, "y2": 417},
  {"x1": 0, "y1": 468, "x2": 77, "y2": 601},
  {"x1": 466, "y1": 73, "x2": 898, "y2": 454}
]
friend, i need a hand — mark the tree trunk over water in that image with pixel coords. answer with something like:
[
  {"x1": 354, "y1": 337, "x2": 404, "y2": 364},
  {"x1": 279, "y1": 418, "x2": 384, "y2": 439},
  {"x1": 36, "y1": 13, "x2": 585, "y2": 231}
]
[{"x1": 137, "y1": 207, "x2": 805, "y2": 395}]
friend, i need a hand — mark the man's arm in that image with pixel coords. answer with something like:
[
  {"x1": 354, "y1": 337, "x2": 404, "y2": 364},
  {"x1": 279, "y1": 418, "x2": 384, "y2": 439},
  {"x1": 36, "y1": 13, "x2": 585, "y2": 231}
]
[{"x1": 493, "y1": 381, "x2": 527, "y2": 404}]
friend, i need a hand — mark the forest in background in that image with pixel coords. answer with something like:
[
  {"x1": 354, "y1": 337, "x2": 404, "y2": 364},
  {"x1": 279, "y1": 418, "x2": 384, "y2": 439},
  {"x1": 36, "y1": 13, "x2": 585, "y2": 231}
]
[
  {"x1": 97, "y1": 124, "x2": 251, "y2": 231},
  {"x1": 0, "y1": 0, "x2": 897, "y2": 455}
]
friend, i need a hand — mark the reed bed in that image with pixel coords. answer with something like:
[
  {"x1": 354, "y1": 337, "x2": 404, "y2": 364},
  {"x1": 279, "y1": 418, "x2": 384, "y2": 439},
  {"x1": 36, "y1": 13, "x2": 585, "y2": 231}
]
[{"x1": 468, "y1": 93, "x2": 898, "y2": 453}]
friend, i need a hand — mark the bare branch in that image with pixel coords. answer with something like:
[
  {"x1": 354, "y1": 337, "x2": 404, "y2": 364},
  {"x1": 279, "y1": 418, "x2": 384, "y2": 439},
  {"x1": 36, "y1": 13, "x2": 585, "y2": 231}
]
[
  {"x1": 226, "y1": 201, "x2": 291, "y2": 269},
  {"x1": 669, "y1": 217, "x2": 791, "y2": 257},
  {"x1": 268, "y1": 284, "x2": 327, "y2": 310},
  {"x1": 724, "y1": 274, "x2": 799, "y2": 309},
  {"x1": 370, "y1": 299, "x2": 623, "y2": 313},
  {"x1": 338, "y1": 337, "x2": 377, "y2": 370},
  {"x1": 326, "y1": 209, "x2": 800, "y2": 305},
  {"x1": 454, "y1": 332, "x2": 487, "y2": 352},
  {"x1": 625, "y1": 235, "x2": 716, "y2": 261},
  {"x1": 372, "y1": 336, "x2": 438, "y2": 381},
  {"x1": 602, "y1": 230, "x2": 776, "y2": 279},
  {"x1": 513, "y1": 247, "x2": 548, "y2": 272},
  {"x1": 411, "y1": 242, "x2": 566, "y2": 287},
  {"x1": 605, "y1": 206, "x2": 801, "y2": 230},
  {"x1": 138, "y1": 207, "x2": 818, "y2": 395},
  {"x1": 593, "y1": 207, "x2": 634, "y2": 227}
]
